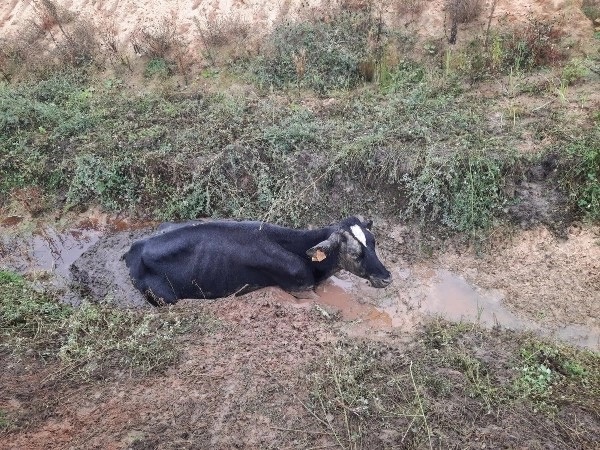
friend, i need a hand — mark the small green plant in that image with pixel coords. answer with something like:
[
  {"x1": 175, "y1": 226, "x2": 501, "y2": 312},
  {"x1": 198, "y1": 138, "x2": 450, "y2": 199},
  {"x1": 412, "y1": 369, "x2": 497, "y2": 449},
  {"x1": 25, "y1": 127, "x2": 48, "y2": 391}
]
[
  {"x1": 378, "y1": 59, "x2": 425, "y2": 92},
  {"x1": 132, "y1": 17, "x2": 192, "y2": 80},
  {"x1": 560, "y1": 59, "x2": 587, "y2": 86},
  {"x1": 452, "y1": 353, "x2": 498, "y2": 411},
  {"x1": 461, "y1": 18, "x2": 565, "y2": 79},
  {"x1": 516, "y1": 362, "x2": 554, "y2": 399},
  {"x1": 144, "y1": 57, "x2": 173, "y2": 78},
  {"x1": 0, "y1": 409, "x2": 9, "y2": 431},
  {"x1": 512, "y1": 339, "x2": 599, "y2": 411},
  {"x1": 422, "y1": 319, "x2": 473, "y2": 349},
  {"x1": 563, "y1": 131, "x2": 600, "y2": 221}
]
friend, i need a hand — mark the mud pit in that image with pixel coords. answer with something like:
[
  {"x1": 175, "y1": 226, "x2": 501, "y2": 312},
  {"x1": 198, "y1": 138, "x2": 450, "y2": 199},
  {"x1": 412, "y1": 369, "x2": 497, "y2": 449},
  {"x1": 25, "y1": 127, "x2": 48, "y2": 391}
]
[{"x1": 1, "y1": 217, "x2": 598, "y2": 350}]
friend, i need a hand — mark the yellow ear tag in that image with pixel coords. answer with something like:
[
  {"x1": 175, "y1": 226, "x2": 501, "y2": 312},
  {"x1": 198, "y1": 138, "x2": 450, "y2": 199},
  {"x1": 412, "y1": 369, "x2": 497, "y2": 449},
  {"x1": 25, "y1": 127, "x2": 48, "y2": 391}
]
[{"x1": 312, "y1": 249, "x2": 327, "y2": 262}]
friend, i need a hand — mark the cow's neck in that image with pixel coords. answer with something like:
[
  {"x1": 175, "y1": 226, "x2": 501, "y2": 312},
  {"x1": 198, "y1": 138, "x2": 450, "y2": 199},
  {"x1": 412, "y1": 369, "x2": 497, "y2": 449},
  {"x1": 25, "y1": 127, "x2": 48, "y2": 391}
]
[{"x1": 269, "y1": 225, "x2": 341, "y2": 280}]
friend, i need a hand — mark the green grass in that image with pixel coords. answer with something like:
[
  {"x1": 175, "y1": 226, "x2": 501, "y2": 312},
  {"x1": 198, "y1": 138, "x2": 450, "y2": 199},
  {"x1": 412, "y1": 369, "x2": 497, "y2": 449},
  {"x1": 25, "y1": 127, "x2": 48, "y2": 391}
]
[
  {"x1": 562, "y1": 128, "x2": 600, "y2": 221},
  {"x1": 0, "y1": 9, "x2": 597, "y2": 233},
  {"x1": 0, "y1": 270, "x2": 218, "y2": 378},
  {"x1": 302, "y1": 321, "x2": 600, "y2": 448}
]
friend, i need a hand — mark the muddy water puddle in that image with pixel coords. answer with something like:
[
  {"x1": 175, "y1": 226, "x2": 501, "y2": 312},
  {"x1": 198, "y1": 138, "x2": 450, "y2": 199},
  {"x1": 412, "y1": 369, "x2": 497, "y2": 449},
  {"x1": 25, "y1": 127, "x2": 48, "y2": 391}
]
[
  {"x1": 30, "y1": 228, "x2": 102, "y2": 278},
  {"x1": 314, "y1": 271, "x2": 600, "y2": 350},
  {"x1": 0, "y1": 213, "x2": 151, "y2": 282},
  {"x1": 2, "y1": 217, "x2": 599, "y2": 350}
]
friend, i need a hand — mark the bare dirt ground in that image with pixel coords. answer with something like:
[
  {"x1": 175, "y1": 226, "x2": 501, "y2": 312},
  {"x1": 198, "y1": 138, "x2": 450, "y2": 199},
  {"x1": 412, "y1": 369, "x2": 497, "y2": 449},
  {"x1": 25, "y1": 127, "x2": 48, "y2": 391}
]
[{"x1": 1, "y1": 0, "x2": 595, "y2": 63}]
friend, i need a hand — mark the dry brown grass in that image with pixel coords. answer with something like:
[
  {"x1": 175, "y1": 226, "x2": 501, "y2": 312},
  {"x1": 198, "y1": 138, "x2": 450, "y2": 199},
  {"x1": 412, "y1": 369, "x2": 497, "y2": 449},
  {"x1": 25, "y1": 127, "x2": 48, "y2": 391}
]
[
  {"x1": 393, "y1": 0, "x2": 426, "y2": 16},
  {"x1": 447, "y1": 0, "x2": 483, "y2": 24}
]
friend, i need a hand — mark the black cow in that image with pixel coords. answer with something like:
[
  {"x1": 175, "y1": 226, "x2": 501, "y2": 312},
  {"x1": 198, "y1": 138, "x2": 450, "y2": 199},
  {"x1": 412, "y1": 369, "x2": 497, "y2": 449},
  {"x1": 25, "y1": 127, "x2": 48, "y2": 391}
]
[{"x1": 124, "y1": 216, "x2": 392, "y2": 305}]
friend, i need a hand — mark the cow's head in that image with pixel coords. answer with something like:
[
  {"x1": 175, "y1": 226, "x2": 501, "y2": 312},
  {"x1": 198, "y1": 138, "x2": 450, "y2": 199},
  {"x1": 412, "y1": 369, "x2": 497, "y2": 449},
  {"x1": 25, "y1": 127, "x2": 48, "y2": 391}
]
[{"x1": 306, "y1": 217, "x2": 392, "y2": 288}]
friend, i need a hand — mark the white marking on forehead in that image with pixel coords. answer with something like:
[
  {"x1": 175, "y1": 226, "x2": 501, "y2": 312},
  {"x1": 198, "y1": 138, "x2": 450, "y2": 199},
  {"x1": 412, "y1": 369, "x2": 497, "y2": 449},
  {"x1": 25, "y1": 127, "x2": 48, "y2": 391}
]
[{"x1": 350, "y1": 225, "x2": 367, "y2": 247}]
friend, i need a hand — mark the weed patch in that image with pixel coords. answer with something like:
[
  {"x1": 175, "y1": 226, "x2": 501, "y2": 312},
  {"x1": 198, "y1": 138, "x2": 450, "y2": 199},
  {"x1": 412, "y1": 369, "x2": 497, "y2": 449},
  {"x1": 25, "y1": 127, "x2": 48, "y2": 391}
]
[
  {"x1": 402, "y1": 151, "x2": 509, "y2": 234},
  {"x1": 256, "y1": 11, "x2": 383, "y2": 93},
  {"x1": 306, "y1": 343, "x2": 432, "y2": 448},
  {"x1": 582, "y1": 0, "x2": 600, "y2": 23},
  {"x1": 513, "y1": 339, "x2": 600, "y2": 413},
  {"x1": 0, "y1": 270, "x2": 217, "y2": 378},
  {"x1": 459, "y1": 18, "x2": 566, "y2": 81},
  {"x1": 0, "y1": 409, "x2": 8, "y2": 431},
  {"x1": 302, "y1": 321, "x2": 600, "y2": 448},
  {"x1": 562, "y1": 129, "x2": 600, "y2": 221}
]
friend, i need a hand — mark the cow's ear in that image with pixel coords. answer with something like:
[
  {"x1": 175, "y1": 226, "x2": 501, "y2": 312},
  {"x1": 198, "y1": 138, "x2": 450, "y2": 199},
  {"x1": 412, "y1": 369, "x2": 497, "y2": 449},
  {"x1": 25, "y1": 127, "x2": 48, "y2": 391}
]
[
  {"x1": 356, "y1": 215, "x2": 372, "y2": 230},
  {"x1": 306, "y1": 233, "x2": 341, "y2": 262}
]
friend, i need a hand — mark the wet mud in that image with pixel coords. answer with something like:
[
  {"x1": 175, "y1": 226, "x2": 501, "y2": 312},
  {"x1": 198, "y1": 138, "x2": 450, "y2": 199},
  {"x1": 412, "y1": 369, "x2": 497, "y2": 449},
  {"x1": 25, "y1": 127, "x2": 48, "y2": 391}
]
[
  {"x1": 1, "y1": 218, "x2": 598, "y2": 350},
  {"x1": 313, "y1": 270, "x2": 600, "y2": 350}
]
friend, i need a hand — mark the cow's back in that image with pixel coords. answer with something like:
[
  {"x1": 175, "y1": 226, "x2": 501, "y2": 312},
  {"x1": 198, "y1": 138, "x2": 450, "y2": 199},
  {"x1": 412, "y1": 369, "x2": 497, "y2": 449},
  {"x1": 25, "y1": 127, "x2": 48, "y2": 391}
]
[{"x1": 124, "y1": 220, "x2": 335, "y2": 303}]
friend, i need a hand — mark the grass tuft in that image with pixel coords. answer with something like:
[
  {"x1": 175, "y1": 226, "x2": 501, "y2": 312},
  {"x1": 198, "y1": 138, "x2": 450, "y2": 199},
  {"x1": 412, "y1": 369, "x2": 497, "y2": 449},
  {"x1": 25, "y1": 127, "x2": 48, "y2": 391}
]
[{"x1": 0, "y1": 270, "x2": 217, "y2": 379}]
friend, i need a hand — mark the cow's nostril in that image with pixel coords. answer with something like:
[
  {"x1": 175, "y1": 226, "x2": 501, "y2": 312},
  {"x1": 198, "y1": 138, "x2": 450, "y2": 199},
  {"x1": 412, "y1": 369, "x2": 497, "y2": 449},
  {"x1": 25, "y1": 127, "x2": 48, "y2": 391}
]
[{"x1": 369, "y1": 276, "x2": 392, "y2": 288}]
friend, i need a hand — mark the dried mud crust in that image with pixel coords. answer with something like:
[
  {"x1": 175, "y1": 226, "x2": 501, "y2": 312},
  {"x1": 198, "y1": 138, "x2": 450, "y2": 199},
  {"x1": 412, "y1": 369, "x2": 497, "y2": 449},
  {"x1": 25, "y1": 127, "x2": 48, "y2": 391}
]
[{"x1": 507, "y1": 155, "x2": 575, "y2": 235}]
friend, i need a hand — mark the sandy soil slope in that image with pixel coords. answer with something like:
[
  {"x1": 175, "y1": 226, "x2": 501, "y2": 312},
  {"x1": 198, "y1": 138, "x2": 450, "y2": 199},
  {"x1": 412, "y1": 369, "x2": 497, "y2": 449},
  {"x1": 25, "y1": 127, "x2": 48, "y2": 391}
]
[{"x1": 1, "y1": 0, "x2": 594, "y2": 56}]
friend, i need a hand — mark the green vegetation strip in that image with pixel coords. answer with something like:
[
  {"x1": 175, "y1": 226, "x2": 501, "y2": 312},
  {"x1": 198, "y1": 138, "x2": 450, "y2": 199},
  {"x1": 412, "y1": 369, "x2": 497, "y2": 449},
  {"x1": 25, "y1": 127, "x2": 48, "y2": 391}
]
[
  {"x1": 1, "y1": 8, "x2": 599, "y2": 231},
  {"x1": 0, "y1": 270, "x2": 217, "y2": 378},
  {"x1": 304, "y1": 320, "x2": 600, "y2": 448}
]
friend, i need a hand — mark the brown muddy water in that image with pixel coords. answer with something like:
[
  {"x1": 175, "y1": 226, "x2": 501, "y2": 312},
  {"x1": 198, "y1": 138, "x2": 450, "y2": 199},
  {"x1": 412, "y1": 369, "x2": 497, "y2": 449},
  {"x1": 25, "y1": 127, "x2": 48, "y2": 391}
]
[
  {"x1": 1, "y1": 219, "x2": 598, "y2": 350},
  {"x1": 314, "y1": 271, "x2": 600, "y2": 351}
]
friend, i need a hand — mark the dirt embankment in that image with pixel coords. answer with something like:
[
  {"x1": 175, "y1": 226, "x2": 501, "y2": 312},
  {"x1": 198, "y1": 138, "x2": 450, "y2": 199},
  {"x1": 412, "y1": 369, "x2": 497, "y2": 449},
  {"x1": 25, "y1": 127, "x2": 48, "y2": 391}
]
[{"x1": 1, "y1": 0, "x2": 595, "y2": 60}]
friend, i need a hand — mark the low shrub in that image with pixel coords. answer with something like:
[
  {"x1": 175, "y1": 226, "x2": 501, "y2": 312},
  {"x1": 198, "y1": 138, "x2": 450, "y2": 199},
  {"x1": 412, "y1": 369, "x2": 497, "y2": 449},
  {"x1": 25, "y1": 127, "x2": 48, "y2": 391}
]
[
  {"x1": 563, "y1": 129, "x2": 600, "y2": 221},
  {"x1": 402, "y1": 152, "x2": 509, "y2": 234},
  {"x1": 256, "y1": 11, "x2": 384, "y2": 93},
  {"x1": 0, "y1": 270, "x2": 216, "y2": 377}
]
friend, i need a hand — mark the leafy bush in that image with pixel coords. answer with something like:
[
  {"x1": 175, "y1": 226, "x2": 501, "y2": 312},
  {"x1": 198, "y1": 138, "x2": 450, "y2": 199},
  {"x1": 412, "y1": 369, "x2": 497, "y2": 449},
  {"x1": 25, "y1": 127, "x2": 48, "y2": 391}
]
[
  {"x1": 460, "y1": 18, "x2": 566, "y2": 80},
  {"x1": 563, "y1": 130, "x2": 600, "y2": 221},
  {"x1": 256, "y1": 12, "x2": 382, "y2": 93},
  {"x1": 497, "y1": 19, "x2": 565, "y2": 72},
  {"x1": 402, "y1": 152, "x2": 508, "y2": 233},
  {"x1": 67, "y1": 154, "x2": 138, "y2": 210}
]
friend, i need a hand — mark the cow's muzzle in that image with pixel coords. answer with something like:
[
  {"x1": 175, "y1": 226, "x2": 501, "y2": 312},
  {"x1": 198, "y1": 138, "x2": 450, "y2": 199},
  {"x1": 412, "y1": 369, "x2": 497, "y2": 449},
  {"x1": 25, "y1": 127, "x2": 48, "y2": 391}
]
[{"x1": 369, "y1": 275, "x2": 393, "y2": 288}]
